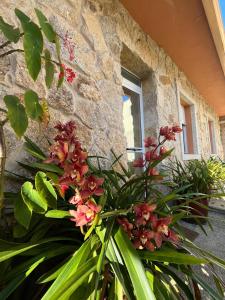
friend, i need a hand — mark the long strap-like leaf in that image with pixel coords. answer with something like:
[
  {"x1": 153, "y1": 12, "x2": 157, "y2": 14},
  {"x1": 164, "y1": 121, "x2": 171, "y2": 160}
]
[{"x1": 114, "y1": 228, "x2": 156, "y2": 300}]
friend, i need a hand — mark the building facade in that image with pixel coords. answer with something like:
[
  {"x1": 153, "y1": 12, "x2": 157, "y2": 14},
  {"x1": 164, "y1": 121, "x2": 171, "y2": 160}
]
[{"x1": 1, "y1": 0, "x2": 225, "y2": 175}]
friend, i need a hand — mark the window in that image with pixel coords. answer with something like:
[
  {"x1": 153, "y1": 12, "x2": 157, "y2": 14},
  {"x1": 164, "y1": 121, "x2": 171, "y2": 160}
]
[
  {"x1": 122, "y1": 68, "x2": 144, "y2": 165},
  {"x1": 208, "y1": 120, "x2": 216, "y2": 154},
  {"x1": 179, "y1": 94, "x2": 200, "y2": 160}
]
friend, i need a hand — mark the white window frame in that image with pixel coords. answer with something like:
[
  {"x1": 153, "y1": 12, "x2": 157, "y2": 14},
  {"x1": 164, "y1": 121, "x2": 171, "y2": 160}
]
[
  {"x1": 177, "y1": 87, "x2": 201, "y2": 160},
  {"x1": 207, "y1": 117, "x2": 217, "y2": 155},
  {"x1": 122, "y1": 70, "x2": 145, "y2": 158}
]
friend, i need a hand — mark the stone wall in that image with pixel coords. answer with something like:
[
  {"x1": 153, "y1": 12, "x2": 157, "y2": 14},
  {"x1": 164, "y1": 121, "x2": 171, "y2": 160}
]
[{"x1": 0, "y1": 0, "x2": 223, "y2": 181}]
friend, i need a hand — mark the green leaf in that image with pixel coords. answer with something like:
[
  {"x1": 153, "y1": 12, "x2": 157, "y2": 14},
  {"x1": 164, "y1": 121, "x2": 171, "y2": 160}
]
[
  {"x1": 35, "y1": 9, "x2": 56, "y2": 42},
  {"x1": 15, "y1": 9, "x2": 43, "y2": 81},
  {"x1": 114, "y1": 227, "x2": 156, "y2": 300},
  {"x1": 0, "y1": 237, "x2": 70, "y2": 262},
  {"x1": 55, "y1": 35, "x2": 64, "y2": 88},
  {"x1": 13, "y1": 223, "x2": 28, "y2": 238},
  {"x1": 35, "y1": 171, "x2": 57, "y2": 209},
  {"x1": 44, "y1": 49, "x2": 55, "y2": 88},
  {"x1": 45, "y1": 210, "x2": 71, "y2": 218},
  {"x1": 14, "y1": 194, "x2": 32, "y2": 229},
  {"x1": 0, "y1": 16, "x2": 20, "y2": 42},
  {"x1": 97, "y1": 227, "x2": 133, "y2": 300},
  {"x1": 23, "y1": 30, "x2": 42, "y2": 81},
  {"x1": 84, "y1": 214, "x2": 100, "y2": 240},
  {"x1": 32, "y1": 162, "x2": 63, "y2": 174},
  {"x1": 57, "y1": 63, "x2": 64, "y2": 88},
  {"x1": 24, "y1": 89, "x2": 43, "y2": 120},
  {"x1": 139, "y1": 248, "x2": 207, "y2": 265},
  {"x1": 37, "y1": 260, "x2": 67, "y2": 283},
  {"x1": 42, "y1": 237, "x2": 99, "y2": 300},
  {"x1": 4, "y1": 244, "x2": 74, "y2": 282},
  {"x1": 18, "y1": 161, "x2": 63, "y2": 174},
  {"x1": 191, "y1": 273, "x2": 224, "y2": 300},
  {"x1": 23, "y1": 136, "x2": 46, "y2": 160},
  {"x1": 156, "y1": 264, "x2": 194, "y2": 300},
  {"x1": 4, "y1": 95, "x2": 28, "y2": 138},
  {"x1": 0, "y1": 257, "x2": 44, "y2": 300},
  {"x1": 56, "y1": 257, "x2": 98, "y2": 299},
  {"x1": 0, "y1": 245, "x2": 74, "y2": 300},
  {"x1": 21, "y1": 181, "x2": 47, "y2": 213}
]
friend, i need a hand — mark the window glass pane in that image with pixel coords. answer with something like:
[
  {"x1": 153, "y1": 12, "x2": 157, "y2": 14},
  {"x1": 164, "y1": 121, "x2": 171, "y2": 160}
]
[
  {"x1": 208, "y1": 121, "x2": 216, "y2": 153},
  {"x1": 122, "y1": 87, "x2": 142, "y2": 149},
  {"x1": 182, "y1": 124, "x2": 189, "y2": 154},
  {"x1": 127, "y1": 152, "x2": 143, "y2": 174}
]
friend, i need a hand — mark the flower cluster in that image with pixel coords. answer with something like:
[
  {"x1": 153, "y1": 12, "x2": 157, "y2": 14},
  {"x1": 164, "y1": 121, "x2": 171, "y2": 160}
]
[
  {"x1": 118, "y1": 203, "x2": 179, "y2": 251},
  {"x1": 63, "y1": 31, "x2": 75, "y2": 62},
  {"x1": 160, "y1": 125, "x2": 182, "y2": 141},
  {"x1": 59, "y1": 64, "x2": 76, "y2": 83},
  {"x1": 133, "y1": 125, "x2": 182, "y2": 176},
  {"x1": 45, "y1": 121, "x2": 104, "y2": 227}
]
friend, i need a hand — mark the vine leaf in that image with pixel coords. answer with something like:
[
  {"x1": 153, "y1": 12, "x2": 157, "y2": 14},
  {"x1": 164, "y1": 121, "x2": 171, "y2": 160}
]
[
  {"x1": 15, "y1": 9, "x2": 43, "y2": 81},
  {"x1": 39, "y1": 99, "x2": 50, "y2": 127},
  {"x1": 24, "y1": 89, "x2": 43, "y2": 120},
  {"x1": 35, "y1": 9, "x2": 56, "y2": 43},
  {"x1": 3, "y1": 95, "x2": 28, "y2": 138},
  {"x1": 35, "y1": 171, "x2": 57, "y2": 209},
  {"x1": 55, "y1": 36, "x2": 64, "y2": 88},
  {"x1": 0, "y1": 16, "x2": 20, "y2": 42},
  {"x1": 21, "y1": 181, "x2": 48, "y2": 214},
  {"x1": 44, "y1": 49, "x2": 55, "y2": 88}
]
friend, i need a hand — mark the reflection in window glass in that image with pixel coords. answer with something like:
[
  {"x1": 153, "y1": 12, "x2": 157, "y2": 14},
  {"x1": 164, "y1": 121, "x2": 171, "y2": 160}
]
[{"x1": 122, "y1": 87, "x2": 142, "y2": 150}]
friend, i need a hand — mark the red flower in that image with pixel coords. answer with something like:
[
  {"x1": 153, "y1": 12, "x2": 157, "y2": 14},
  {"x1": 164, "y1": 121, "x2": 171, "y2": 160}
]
[
  {"x1": 55, "y1": 121, "x2": 76, "y2": 134},
  {"x1": 148, "y1": 168, "x2": 159, "y2": 176},
  {"x1": 145, "y1": 150, "x2": 159, "y2": 162},
  {"x1": 133, "y1": 158, "x2": 145, "y2": 168},
  {"x1": 134, "y1": 203, "x2": 157, "y2": 226},
  {"x1": 63, "y1": 31, "x2": 75, "y2": 61},
  {"x1": 117, "y1": 217, "x2": 133, "y2": 237},
  {"x1": 59, "y1": 163, "x2": 88, "y2": 186},
  {"x1": 159, "y1": 146, "x2": 168, "y2": 155},
  {"x1": 160, "y1": 126, "x2": 176, "y2": 141},
  {"x1": 45, "y1": 142, "x2": 69, "y2": 165},
  {"x1": 70, "y1": 200, "x2": 101, "y2": 226},
  {"x1": 133, "y1": 229, "x2": 155, "y2": 251},
  {"x1": 144, "y1": 137, "x2": 157, "y2": 148},
  {"x1": 59, "y1": 64, "x2": 76, "y2": 84},
  {"x1": 58, "y1": 184, "x2": 69, "y2": 197},
  {"x1": 150, "y1": 216, "x2": 178, "y2": 248},
  {"x1": 80, "y1": 175, "x2": 104, "y2": 199},
  {"x1": 69, "y1": 191, "x2": 83, "y2": 205},
  {"x1": 172, "y1": 125, "x2": 182, "y2": 133},
  {"x1": 167, "y1": 229, "x2": 179, "y2": 243},
  {"x1": 68, "y1": 149, "x2": 88, "y2": 164}
]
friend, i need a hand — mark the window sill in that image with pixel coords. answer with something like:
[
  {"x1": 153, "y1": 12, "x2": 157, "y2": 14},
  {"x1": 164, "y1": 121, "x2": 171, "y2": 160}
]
[{"x1": 182, "y1": 154, "x2": 201, "y2": 161}]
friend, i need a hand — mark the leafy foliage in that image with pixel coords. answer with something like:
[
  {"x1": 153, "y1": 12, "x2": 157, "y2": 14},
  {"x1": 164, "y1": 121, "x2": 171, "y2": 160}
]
[
  {"x1": 0, "y1": 124, "x2": 224, "y2": 299},
  {"x1": 24, "y1": 89, "x2": 43, "y2": 120},
  {"x1": 0, "y1": 16, "x2": 20, "y2": 42},
  {"x1": 0, "y1": 7, "x2": 74, "y2": 138},
  {"x1": 3, "y1": 95, "x2": 28, "y2": 138}
]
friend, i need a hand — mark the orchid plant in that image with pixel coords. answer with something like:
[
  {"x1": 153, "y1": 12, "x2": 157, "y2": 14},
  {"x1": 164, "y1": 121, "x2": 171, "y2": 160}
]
[{"x1": 0, "y1": 121, "x2": 225, "y2": 299}]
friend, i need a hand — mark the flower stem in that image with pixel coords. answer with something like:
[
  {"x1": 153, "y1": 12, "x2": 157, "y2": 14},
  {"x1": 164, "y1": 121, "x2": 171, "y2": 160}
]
[
  {"x1": 0, "y1": 49, "x2": 23, "y2": 58},
  {"x1": 0, "y1": 33, "x2": 24, "y2": 50}
]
